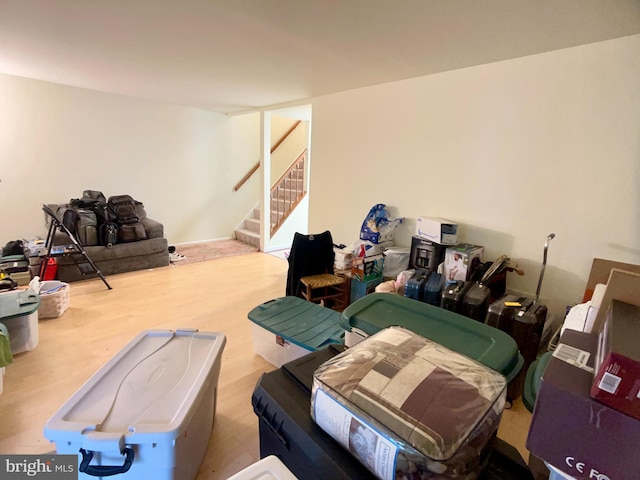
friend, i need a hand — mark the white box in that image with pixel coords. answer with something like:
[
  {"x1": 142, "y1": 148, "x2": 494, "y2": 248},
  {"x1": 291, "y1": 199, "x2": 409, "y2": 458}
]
[
  {"x1": 227, "y1": 455, "x2": 298, "y2": 480},
  {"x1": 0, "y1": 289, "x2": 40, "y2": 354},
  {"x1": 251, "y1": 323, "x2": 313, "y2": 368},
  {"x1": 444, "y1": 244, "x2": 484, "y2": 282},
  {"x1": 44, "y1": 329, "x2": 226, "y2": 480},
  {"x1": 416, "y1": 217, "x2": 458, "y2": 245}
]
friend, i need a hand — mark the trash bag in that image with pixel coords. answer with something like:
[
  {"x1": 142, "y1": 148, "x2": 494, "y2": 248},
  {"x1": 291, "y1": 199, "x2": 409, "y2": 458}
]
[{"x1": 359, "y1": 204, "x2": 404, "y2": 244}]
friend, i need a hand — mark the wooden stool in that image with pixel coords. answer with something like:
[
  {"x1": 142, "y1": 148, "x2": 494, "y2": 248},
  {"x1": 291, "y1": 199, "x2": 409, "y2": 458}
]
[{"x1": 299, "y1": 273, "x2": 349, "y2": 311}]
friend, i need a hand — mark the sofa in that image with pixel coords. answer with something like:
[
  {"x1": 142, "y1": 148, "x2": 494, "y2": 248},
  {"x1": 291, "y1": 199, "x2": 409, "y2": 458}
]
[{"x1": 34, "y1": 199, "x2": 170, "y2": 283}]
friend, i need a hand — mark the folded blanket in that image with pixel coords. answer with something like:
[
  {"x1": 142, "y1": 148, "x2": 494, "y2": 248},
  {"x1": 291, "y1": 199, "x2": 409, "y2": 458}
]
[{"x1": 312, "y1": 326, "x2": 506, "y2": 480}]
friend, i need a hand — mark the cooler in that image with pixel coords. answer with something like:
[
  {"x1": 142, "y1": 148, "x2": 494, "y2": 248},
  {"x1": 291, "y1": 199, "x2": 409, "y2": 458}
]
[
  {"x1": 252, "y1": 345, "x2": 534, "y2": 480},
  {"x1": 44, "y1": 329, "x2": 226, "y2": 480},
  {"x1": 339, "y1": 293, "x2": 524, "y2": 382},
  {"x1": 0, "y1": 289, "x2": 40, "y2": 354},
  {"x1": 247, "y1": 297, "x2": 344, "y2": 367}
]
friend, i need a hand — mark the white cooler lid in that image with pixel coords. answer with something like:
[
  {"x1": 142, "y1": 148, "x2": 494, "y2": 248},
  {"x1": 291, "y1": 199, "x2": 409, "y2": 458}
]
[{"x1": 44, "y1": 329, "x2": 226, "y2": 446}]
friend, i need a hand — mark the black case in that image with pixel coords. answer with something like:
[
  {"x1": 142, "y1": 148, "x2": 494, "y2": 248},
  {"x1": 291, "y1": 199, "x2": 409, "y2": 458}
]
[
  {"x1": 461, "y1": 282, "x2": 492, "y2": 322},
  {"x1": 251, "y1": 346, "x2": 533, "y2": 480},
  {"x1": 486, "y1": 295, "x2": 548, "y2": 400},
  {"x1": 404, "y1": 270, "x2": 429, "y2": 301},
  {"x1": 440, "y1": 280, "x2": 472, "y2": 313}
]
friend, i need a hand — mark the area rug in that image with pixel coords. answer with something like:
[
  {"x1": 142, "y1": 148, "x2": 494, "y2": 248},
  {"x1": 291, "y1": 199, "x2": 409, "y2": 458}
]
[{"x1": 171, "y1": 239, "x2": 258, "y2": 266}]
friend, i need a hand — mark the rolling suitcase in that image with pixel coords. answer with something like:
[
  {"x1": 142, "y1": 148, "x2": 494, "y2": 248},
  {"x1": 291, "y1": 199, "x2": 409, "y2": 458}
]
[
  {"x1": 440, "y1": 280, "x2": 472, "y2": 313},
  {"x1": 404, "y1": 270, "x2": 429, "y2": 301},
  {"x1": 485, "y1": 234, "x2": 555, "y2": 401},
  {"x1": 461, "y1": 255, "x2": 512, "y2": 322},
  {"x1": 423, "y1": 271, "x2": 445, "y2": 306}
]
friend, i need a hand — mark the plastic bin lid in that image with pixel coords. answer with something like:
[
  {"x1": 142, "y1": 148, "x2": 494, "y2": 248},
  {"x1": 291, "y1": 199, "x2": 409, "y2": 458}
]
[
  {"x1": 44, "y1": 329, "x2": 226, "y2": 446},
  {"x1": 247, "y1": 297, "x2": 344, "y2": 350},
  {"x1": 227, "y1": 455, "x2": 298, "y2": 480},
  {"x1": 523, "y1": 351, "x2": 553, "y2": 413},
  {"x1": 339, "y1": 293, "x2": 523, "y2": 381},
  {"x1": 0, "y1": 289, "x2": 40, "y2": 319}
]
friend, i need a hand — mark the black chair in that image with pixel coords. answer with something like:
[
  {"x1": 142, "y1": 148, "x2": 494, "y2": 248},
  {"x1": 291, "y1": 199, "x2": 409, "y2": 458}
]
[{"x1": 286, "y1": 231, "x2": 348, "y2": 311}]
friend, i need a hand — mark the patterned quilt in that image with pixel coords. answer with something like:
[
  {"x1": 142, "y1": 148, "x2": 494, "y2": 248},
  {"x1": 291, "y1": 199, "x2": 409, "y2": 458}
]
[{"x1": 311, "y1": 326, "x2": 507, "y2": 480}]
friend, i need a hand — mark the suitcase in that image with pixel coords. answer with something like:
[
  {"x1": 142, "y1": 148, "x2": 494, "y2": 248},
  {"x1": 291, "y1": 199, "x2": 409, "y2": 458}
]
[
  {"x1": 460, "y1": 255, "x2": 512, "y2": 322},
  {"x1": 461, "y1": 282, "x2": 491, "y2": 321},
  {"x1": 440, "y1": 280, "x2": 472, "y2": 313},
  {"x1": 252, "y1": 345, "x2": 534, "y2": 480},
  {"x1": 485, "y1": 235, "x2": 555, "y2": 402},
  {"x1": 423, "y1": 271, "x2": 445, "y2": 306},
  {"x1": 404, "y1": 270, "x2": 429, "y2": 301}
]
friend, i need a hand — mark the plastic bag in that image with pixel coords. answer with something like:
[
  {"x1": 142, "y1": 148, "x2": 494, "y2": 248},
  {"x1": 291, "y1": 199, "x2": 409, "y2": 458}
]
[{"x1": 359, "y1": 204, "x2": 404, "y2": 244}]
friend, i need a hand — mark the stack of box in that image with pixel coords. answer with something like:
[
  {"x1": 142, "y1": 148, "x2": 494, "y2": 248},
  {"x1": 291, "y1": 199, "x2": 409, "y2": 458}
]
[
  {"x1": 350, "y1": 254, "x2": 384, "y2": 303},
  {"x1": 526, "y1": 298, "x2": 640, "y2": 480},
  {"x1": 411, "y1": 217, "x2": 459, "y2": 275}
]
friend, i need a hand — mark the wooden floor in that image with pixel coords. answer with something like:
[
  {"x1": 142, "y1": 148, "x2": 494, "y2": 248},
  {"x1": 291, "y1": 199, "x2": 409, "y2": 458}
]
[{"x1": 0, "y1": 252, "x2": 533, "y2": 479}]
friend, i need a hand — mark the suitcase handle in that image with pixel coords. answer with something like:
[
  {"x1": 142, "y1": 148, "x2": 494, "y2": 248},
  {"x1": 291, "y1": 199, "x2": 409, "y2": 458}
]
[{"x1": 79, "y1": 447, "x2": 134, "y2": 477}]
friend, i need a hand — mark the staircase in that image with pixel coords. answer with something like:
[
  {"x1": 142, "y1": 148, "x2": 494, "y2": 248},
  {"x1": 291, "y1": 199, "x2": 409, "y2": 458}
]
[
  {"x1": 235, "y1": 206, "x2": 261, "y2": 247},
  {"x1": 269, "y1": 151, "x2": 306, "y2": 235}
]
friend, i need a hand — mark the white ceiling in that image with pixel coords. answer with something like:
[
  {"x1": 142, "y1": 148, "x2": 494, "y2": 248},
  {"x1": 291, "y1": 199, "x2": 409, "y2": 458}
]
[{"x1": 1, "y1": 0, "x2": 639, "y2": 114}]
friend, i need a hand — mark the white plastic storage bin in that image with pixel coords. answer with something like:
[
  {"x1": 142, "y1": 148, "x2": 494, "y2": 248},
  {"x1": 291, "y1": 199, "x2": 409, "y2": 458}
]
[
  {"x1": 0, "y1": 289, "x2": 40, "y2": 354},
  {"x1": 44, "y1": 329, "x2": 226, "y2": 480},
  {"x1": 226, "y1": 455, "x2": 298, "y2": 480},
  {"x1": 250, "y1": 323, "x2": 314, "y2": 368}
]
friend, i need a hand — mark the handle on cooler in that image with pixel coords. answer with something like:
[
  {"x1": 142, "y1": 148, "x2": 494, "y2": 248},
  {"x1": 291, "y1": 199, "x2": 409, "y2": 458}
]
[{"x1": 79, "y1": 447, "x2": 134, "y2": 477}]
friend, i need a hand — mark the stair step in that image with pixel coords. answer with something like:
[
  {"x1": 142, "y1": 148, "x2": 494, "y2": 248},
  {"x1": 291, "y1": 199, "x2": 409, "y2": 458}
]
[
  {"x1": 235, "y1": 228, "x2": 260, "y2": 247},
  {"x1": 245, "y1": 217, "x2": 260, "y2": 234}
]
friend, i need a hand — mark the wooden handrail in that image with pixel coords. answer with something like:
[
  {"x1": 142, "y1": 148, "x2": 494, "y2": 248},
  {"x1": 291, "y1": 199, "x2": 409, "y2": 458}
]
[
  {"x1": 233, "y1": 119, "x2": 302, "y2": 192},
  {"x1": 271, "y1": 120, "x2": 301, "y2": 154},
  {"x1": 271, "y1": 149, "x2": 306, "y2": 193}
]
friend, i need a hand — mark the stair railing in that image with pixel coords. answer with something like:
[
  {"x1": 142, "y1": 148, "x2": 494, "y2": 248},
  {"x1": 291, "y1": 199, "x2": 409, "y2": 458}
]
[
  {"x1": 233, "y1": 120, "x2": 302, "y2": 192},
  {"x1": 270, "y1": 149, "x2": 306, "y2": 235}
]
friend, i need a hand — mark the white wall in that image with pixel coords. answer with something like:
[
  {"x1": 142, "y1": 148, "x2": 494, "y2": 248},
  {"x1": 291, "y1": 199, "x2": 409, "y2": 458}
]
[
  {"x1": 309, "y1": 35, "x2": 640, "y2": 319},
  {"x1": 0, "y1": 74, "x2": 260, "y2": 245}
]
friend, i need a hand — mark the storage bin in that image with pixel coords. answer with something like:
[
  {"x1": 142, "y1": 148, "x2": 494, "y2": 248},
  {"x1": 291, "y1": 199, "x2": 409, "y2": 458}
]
[
  {"x1": 339, "y1": 293, "x2": 523, "y2": 382},
  {"x1": 44, "y1": 329, "x2": 226, "y2": 480},
  {"x1": 227, "y1": 455, "x2": 298, "y2": 480},
  {"x1": 247, "y1": 297, "x2": 344, "y2": 367},
  {"x1": 38, "y1": 281, "x2": 70, "y2": 319},
  {"x1": 0, "y1": 289, "x2": 40, "y2": 354}
]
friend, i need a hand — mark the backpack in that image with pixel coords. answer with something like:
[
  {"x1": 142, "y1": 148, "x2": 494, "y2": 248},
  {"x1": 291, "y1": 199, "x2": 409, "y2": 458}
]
[
  {"x1": 2, "y1": 240, "x2": 24, "y2": 257},
  {"x1": 56, "y1": 206, "x2": 79, "y2": 234},
  {"x1": 107, "y1": 195, "x2": 139, "y2": 225}
]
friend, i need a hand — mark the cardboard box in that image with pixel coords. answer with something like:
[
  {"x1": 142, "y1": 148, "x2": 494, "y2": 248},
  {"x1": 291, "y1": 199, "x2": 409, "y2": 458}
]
[
  {"x1": 415, "y1": 217, "x2": 458, "y2": 245},
  {"x1": 526, "y1": 329, "x2": 640, "y2": 480},
  {"x1": 351, "y1": 254, "x2": 384, "y2": 282},
  {"x1": 590, "y1": 300, "x2": 640, "y2": 420},
  {"x1": 590, "y1": 268, "x2": 640, "y2": 334},
  {"x1": 443, "y1": 244, "x2": 484, "y2": 283},
  {"x1": 409, "y1": 236, "x2": 446, "y2": 273},
  {"x1": 350, "y1": 277, "x2": 383, "y2": 304}
]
